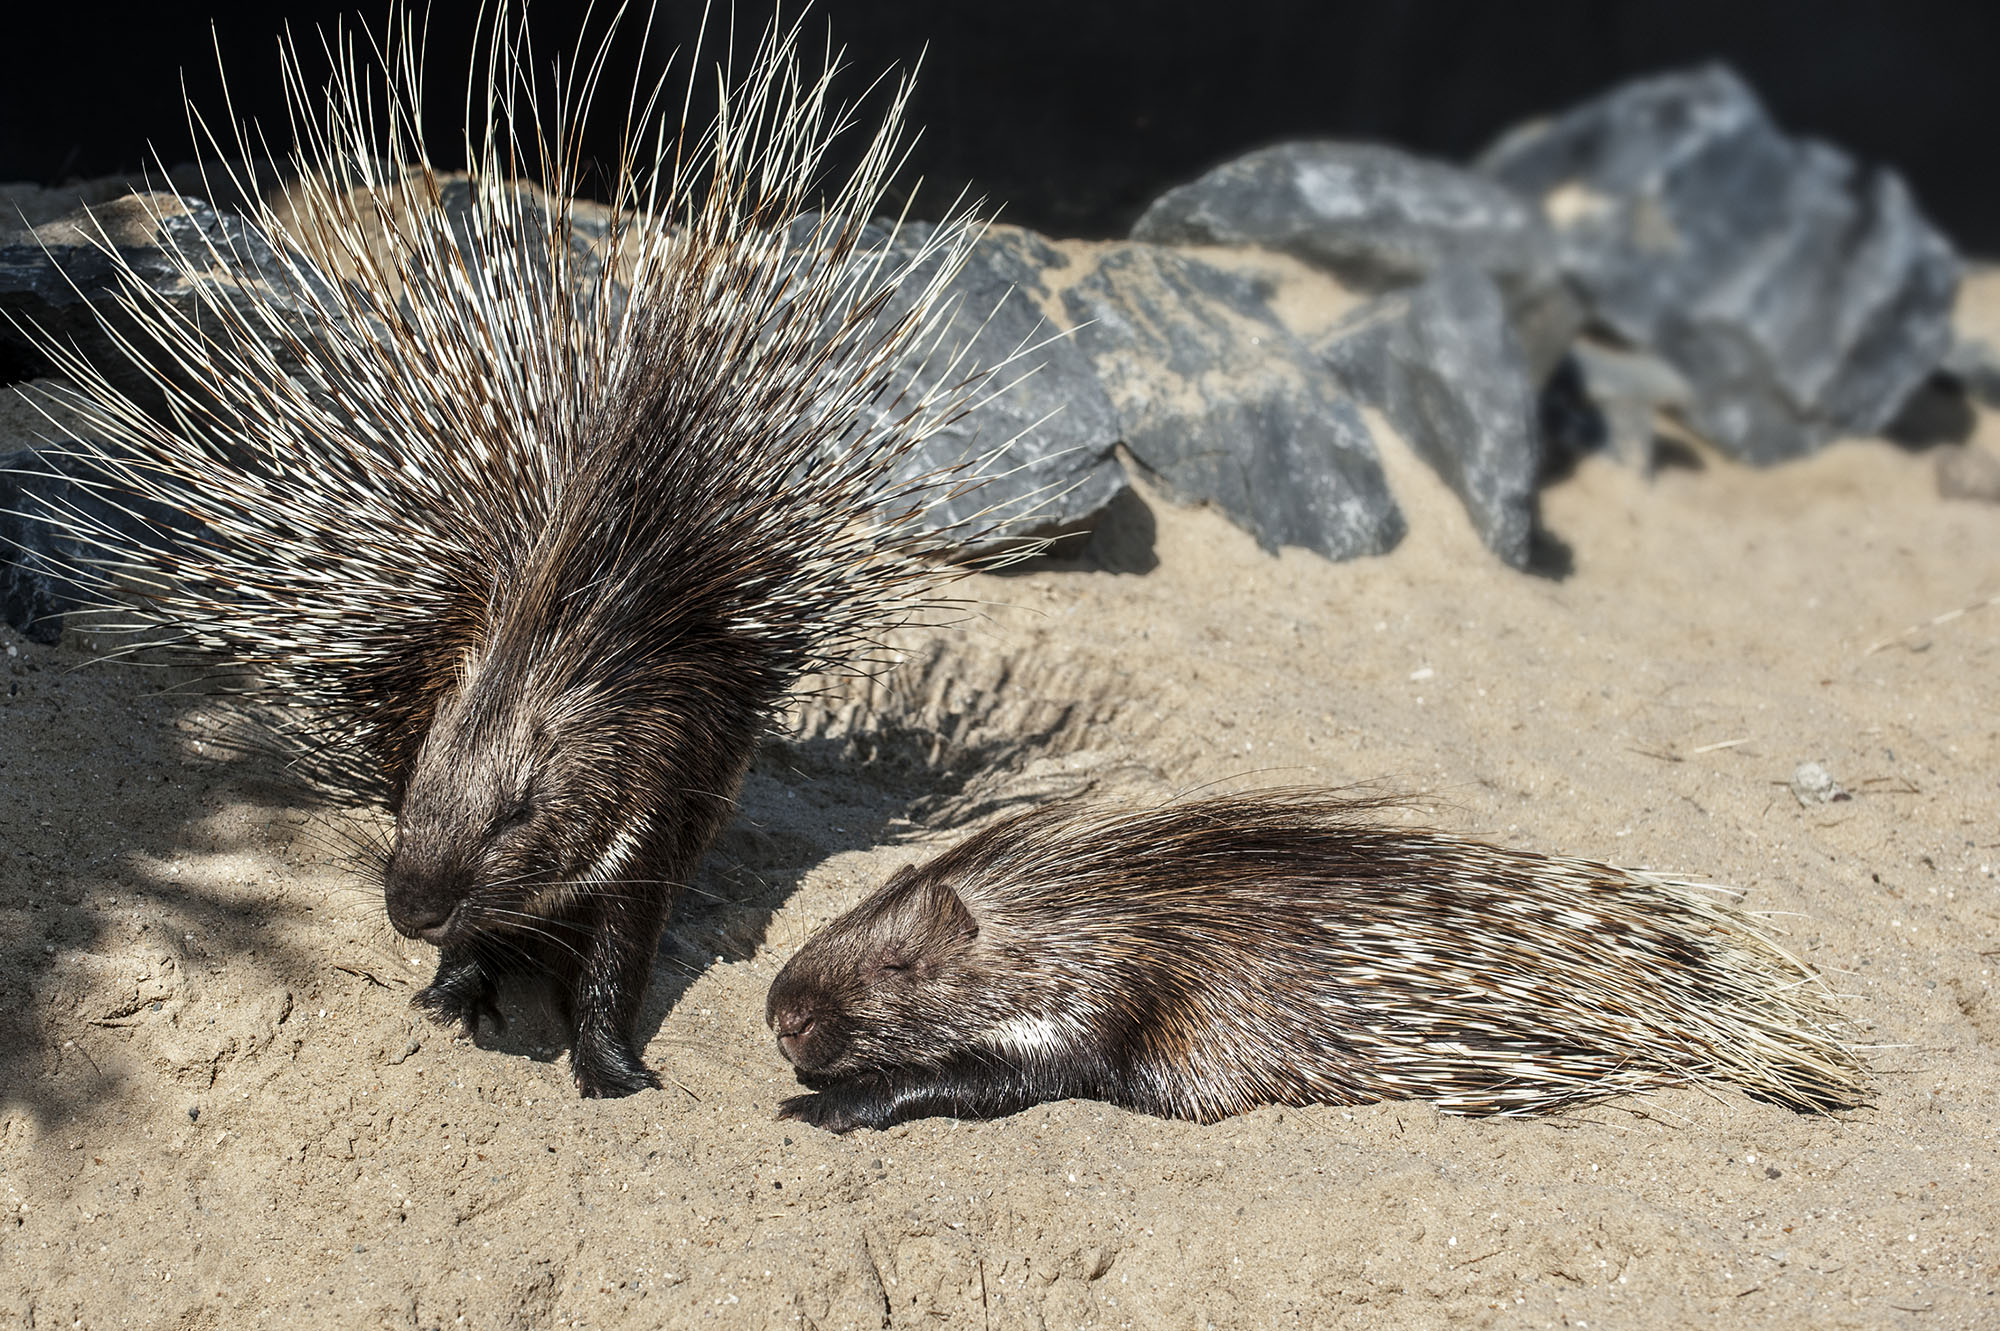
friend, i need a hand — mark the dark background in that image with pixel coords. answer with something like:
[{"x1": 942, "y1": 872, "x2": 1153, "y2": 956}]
[{"x1": 5, "y1": 1, "x2": 1997, "y2": 252}]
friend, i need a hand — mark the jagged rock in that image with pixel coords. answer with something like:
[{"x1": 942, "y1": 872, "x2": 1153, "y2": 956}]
[
  {"x1": 1062, "y1": 243, "x2": 1405, "y2": 560},
  {"x1": 837, "y1": 221, "x2": 1131, "y2": 544},
  {"x1": 1, "y1": 177, "x2": 193, "y2": 234},
  {"x1": 1482, "y1": 64, "x2": 1959, "y2": 464},
  {"x1": 1131, "y1": 141, "x2": 1582, "y2": 380},
  {"x1": 1317, "y1": 263, "x2": 1539, "y2": 567},
  {"x1": 0, "y1": 193, "x2": 309, "y2": 407},
  {"x1": 0, "y1": 441, "x2": 196, "y2": 643}
]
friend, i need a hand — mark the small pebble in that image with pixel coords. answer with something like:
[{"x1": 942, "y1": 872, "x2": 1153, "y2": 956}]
[{"x1": 1789, "y1": 762, "x2": 1850, "y2": 806}]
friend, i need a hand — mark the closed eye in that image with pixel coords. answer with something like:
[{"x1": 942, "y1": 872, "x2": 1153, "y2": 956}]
[{"x1": 491, "y1": 800, "x2": 534, "y2": 836}]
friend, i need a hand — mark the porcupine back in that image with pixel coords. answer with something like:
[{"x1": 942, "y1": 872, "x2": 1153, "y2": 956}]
[
  {"x1": 770, "y1": 793, "x2": 1865, "y2": 1123},
  {"x1": 12, "y1": 7, "x2": 1002, "y2": 797}
]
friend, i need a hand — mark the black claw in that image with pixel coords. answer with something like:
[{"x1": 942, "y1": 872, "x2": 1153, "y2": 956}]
[
  {"x1": 571, "y1": 1035, "x2": 659, "y2": 1099},
  {"x1": 776, "y1": 1083, "x2": 884, "y2": 1133},
  {"x1": 777, "y1": 1092, "x2": 852, "y2": 1132},
  {"x1": 414, "y1": 951, "x2": 504, "y2": 1037},
  {"x1": 414, "y1": 980, "x2": 504, "y2": 1037}
]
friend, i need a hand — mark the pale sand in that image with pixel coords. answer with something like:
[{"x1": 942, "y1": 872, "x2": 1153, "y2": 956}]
[{"x1": 2, "y1": 381, "x2": 1998, "y2": 1328}]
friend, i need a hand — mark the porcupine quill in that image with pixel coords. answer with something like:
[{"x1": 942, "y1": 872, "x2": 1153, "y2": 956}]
[{"x1": 7, "y1": 5, "x2": 1027, "y2": 1097}]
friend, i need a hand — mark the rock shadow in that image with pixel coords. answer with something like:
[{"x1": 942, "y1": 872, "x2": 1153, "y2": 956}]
[{"x1": 1883, "y1": 373, "x2": 1977, "y2": 450}]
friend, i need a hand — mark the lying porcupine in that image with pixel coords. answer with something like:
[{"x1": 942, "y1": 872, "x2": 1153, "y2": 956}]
[
  {"x1": 765, "y1": 792, "x2": 1864, "y2": 1130},
  {"x1": 11, "y1": 9, "x2": 1017, "y2": 1097}
]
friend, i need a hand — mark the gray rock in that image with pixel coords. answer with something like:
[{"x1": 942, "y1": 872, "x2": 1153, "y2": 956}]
[
  {"x1": 0, "y1": 183, "x2": 627, "y2": 421},
  {"x1": 1063, "y1": 243, "x2": 1405, "y2": 560},
  {"x1": 1132, "y1": 141, "x2": 1582, "y2": 380},
  {"x1": 0, "y1": 193, "x2": 355, "y2": 473},
  {"x1": 836, "y1": 221, "x2": 1131, "y2": 544},
  {"x1": 1317, "y1": 264, "x2": 1539, "y2": 567},
  {"x1": 1482, "y1": 64, "x2": 1959, "y2": 464},
  {"x1": 0, "y1": 164, "x2": 277, "y2": 234},
  {"x1": 0, "y1": 194, "x2": 302, "y2": 408},
  {"x1": 0, "y1": 449, "x2": 78, "y2": 643},
  {"x1": 0, "y1": 442, "x2": 193, "y2": 644}
]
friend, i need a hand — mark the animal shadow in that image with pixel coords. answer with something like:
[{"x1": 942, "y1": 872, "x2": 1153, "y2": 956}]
[{"x1": 625, "y1": 638, "x2": 1145, "y2": 1052}]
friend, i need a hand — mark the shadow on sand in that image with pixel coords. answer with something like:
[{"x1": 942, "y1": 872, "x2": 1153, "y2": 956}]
[{"x1": 3, "y1": 636, "x2": 1135, "y2": 1124}]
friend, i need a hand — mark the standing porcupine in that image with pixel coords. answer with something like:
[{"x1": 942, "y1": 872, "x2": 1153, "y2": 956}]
[
  {"x1": 765, "y1": 792, "x2": 1865, "y2": 1130},
  {"x1": 11, "y1": 8, "x2": 1017, "y2": 1097}
]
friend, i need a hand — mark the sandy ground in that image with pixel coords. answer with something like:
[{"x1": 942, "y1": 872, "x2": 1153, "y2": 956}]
[{"x1": 2, "y1": 359, "x2": 1999, "y2": 1330}]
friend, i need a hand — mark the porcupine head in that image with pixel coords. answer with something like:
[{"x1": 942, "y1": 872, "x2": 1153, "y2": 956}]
[
  {"x1": 15, "y1": 5, "x2": 1010, "y2": 1098},
  {"x1": 768, "y1": 863, "x2": 1030, "y2": 1080}
]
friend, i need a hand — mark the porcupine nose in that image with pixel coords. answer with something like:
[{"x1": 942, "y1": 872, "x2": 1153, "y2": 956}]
[
  {"x1": 392, "y1": 901, "x2": 455, "y2": 943},
  {"x1": 384, "y1": 893, "x2": 455, "y2": 943},
  {"x1": 771, "y1": 1011, "x2": 817, "y2": 1065},
  {"x1": 382, "y1": 856, "x2": 462, "y2": 943}
]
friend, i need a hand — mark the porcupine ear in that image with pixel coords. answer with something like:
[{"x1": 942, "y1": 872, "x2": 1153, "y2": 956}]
[{"x1": 924, "y1": 880, "x2": 979, "y2": 942}]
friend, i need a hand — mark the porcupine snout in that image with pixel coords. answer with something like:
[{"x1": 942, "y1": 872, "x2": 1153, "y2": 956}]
[
  {"x1": 766, "y1": 867, "x2": 986, "y2": 1075},
  {"x1": 766, "y1": 969, "x2": 844, "y2": 1070},
  {"x1": 382, "y1": 839, "x2": 474, "y2": 942},
  {"x1": 382, "y1": 670, "x2": 548, "y2": 945},
  {"x1": 769, "y1": 1008, "x2": 816, "y2": 1065}
]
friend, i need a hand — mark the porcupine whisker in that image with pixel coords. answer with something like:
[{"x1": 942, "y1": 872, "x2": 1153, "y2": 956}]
[
  {"x1": 296, "y1": 818, "x2": 387, "y2": 865},
  {"x1": 452, "y1": 858, "x2": 724, "y2": 909},
  {"x1": 296, "y1": 827, "x2": 393, "y2": 877},
  {"x1": 467, "y1": 930, "x2": 575, "y2": 983},
  {"x1": 463, "y1": 902, "x2": 591, "y2": 950},
  {"x1": 466, "y1": 909, "x2": 593, "y2": 961}
]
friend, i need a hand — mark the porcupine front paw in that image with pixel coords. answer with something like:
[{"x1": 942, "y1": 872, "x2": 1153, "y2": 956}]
[
  {"x1": 777, "y1": 1092, "x2": 864, "y2": 1133},
  {"x1": 776, "y1": 1075, "x2": 893, "y2": 1133},
  {"x1": 414, "y1": 950, "x2": 504, "y2": 1037},
  {"x1": 571, "y1": 1032, "x2": 661, "y2": 1099}
]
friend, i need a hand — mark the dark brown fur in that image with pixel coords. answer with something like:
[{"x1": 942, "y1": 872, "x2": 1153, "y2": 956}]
[
  {"x1": 766, "y1": 793, "x2": 1864, "y2": 1130},
  {"x1": 383, "y1": 302, "x2": 894, "y2": 1097}
]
